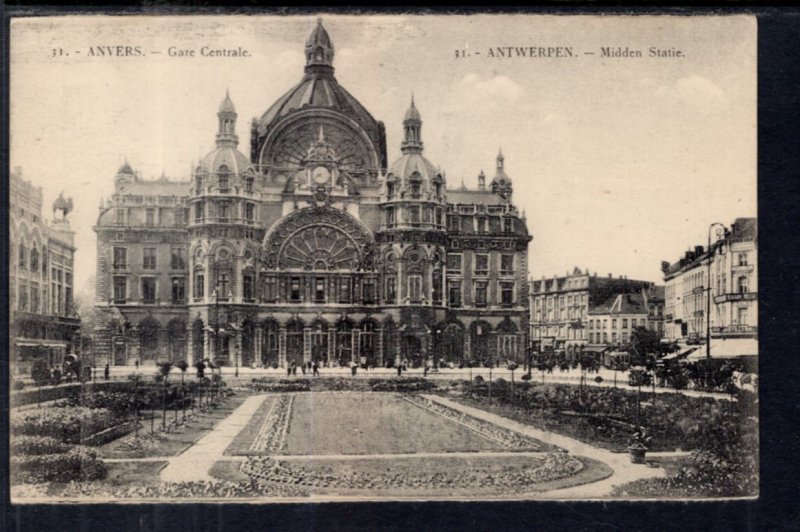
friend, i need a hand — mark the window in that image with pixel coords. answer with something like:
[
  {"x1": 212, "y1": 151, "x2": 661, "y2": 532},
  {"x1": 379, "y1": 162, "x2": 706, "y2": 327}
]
[
  {"x1": 432, "y1": 270, "x2": 442, "y2": 304},
  {"x1": 422, "y1": 206, "x2": 431, "y2": 224},
  {"x1": 194, "y1": 272, "x2": 204, "y2": 299},
  {"x1": 171, "y1": 248, "x2": 187, "y2": 270},
  {"x1": 387, "y1": 183, "x2": 395, "y2": 198},
  {"x1": 448, "y1": 281, "x2": 462, "y2": 307},
  {"x1": 218, "y1": 202, "x2": 229, "y2": 222},
  {"x1": 314, "y1": 277, "x2": 326, "y2": 303},
  {"x1": 175, "y1": 207, "x2": 186, "y2": 226},
  {"x1": 362, "y1": 278, "x2": 376, "y2": 304},
  {"x1": 30, "y1": 247, "x2": 39, "y2": 272},
  {"x1": 474, "y1": 281, "x2": 488, "y2": 307},
  {"x1": 408, "y1": 275, "x2": 422, "y2": 303},
  {"x1": 113, "y1": 247, "x2": 128, "y2": 270},
  {"x1": 448, "y1": 215, "x2": 461, "y2": 232},
  {"x1": 477, "y1": 216, "x2": 487, "y2": 233},
  {"x1": 195, "y1": 176, "x2": 203, "y2": 194},
  {"x1": 195, "y1": 202, "x2": 204, "y2": 222},
  {"x1": 245, "y1": 203, "x2": 255, "y2": 222},
  {"x1": 18, "y1": 283, "x2": 27, "y2": 310},
  {"x1": 611, "y1": 332, "x2": 617, "y2": 343},
  {"x1": 18, "y1": 243, "x2": 26, "y2": 269},
  {"x1": 501, "y1": 282, "x2": 514, "y2": 307},
  {"x1": 386, "y1": 207, "x2": 396, "y2": 227},
  {"x1": 338, "y1": 277, "x2": 351, "y2": 303},
  {"x1": 217, "y1": 273, "x2": 230, "y2": 299},
  {"x1": 30, "y1": 284, "x2": 39, "y2": 313},
  {"x1": 218, "y1": 168, "x2": 229, "y2": 192},
  {"x1": 409, "y1": 206, "x2": 420, "y2": 225},
  {"x1": 116, "y1": 208, "x2": 126, "y2": 225},
  {"x1": 447, "y1": 253, "x2": 462, "y2": 272},
  {"x1": 501, "y1": 254, "x2": 514, "y2": 275},
  {"x1": 245, "y1": 176, "x2": 254, "y2": 194},
  {"x1": 143, "y1": 248, "x2": 157, "y2": 270},
  {"x1": 410, "y1": 181, "x2": 421, "y2": 198},
  {"x1": 385, "y1": 277, "x2": 396, "y2": 303},
  {"x1": 475, "y1": 254, "x2": 489, "y2": 276},
  {"x1": 738, "y1": 253, "x2": 748, "y2": 266},
  {"x1": 141, "y1": 278, "x2": 157, "y2": 304},
  {"x1": 612, "y1": 319, "x2": 617, "y2": 329},
  {"x1": 737, "y1": 307, "x2": 748, "y2": 326},
  {"x1": 145, "y1": 208, "x2": 155, "y2": 226},
  {"x1": 171, "y1": 277, "x2": 186, "y2": 304},
  {"x1": 622, "y1": 318, "x2": 628, "y2": 329},
  {"x1": 738, "y1": 276, "x2": 749, "y2": 293},
  {"x1": 502, "y1": 217, "x2": 514, "y2": 234},
  {"x1": 42, "y1": 247, "x2": 47, "y2": 277},
  {"x1": 289, "y1": 277, "x2": 302, "y2": 302},
  {"x1": 263, "y1": 276, "x2": 277, "y2": 302},
  {"x1": 243, "y1": 274, "x2": 255, "y2": 301},
  {"x1": 435, "y1": 207, "x2": 443, "y2": 226}
]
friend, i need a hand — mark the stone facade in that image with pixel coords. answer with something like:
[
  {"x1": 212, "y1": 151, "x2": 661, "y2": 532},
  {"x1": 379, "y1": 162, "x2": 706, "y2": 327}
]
[
  {"x1": 93, "y1": 21, "x2": 531, "y2": 368},
  {"x1": 9, "y1": 167, "x2": 81, "y2": 379},
  {"x1": 529, "y1": 268, "x2": 657, "y2": 360}
]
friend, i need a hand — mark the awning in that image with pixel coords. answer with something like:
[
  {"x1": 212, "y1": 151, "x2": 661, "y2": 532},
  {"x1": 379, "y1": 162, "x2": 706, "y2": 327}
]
[
  {"x1": 687, "y1": 338, "x2": 759, "y2": 360},
  {"x1": 662, "y1": 346, "x2": 699, "y2": 361},
  {"x1": 583, "y1": 345, "x2": 609, "y2": 354}
]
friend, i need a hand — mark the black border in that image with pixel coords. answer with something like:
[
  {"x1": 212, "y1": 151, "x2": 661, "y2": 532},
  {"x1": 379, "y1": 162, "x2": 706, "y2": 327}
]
[{"x1": 3, "y1": 5, "x2": 800, "y2": 531}]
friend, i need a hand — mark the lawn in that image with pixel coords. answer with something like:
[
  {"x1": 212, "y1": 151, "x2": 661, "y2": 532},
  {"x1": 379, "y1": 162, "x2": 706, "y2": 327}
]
[{"x1": 237, "y1": 392, "x2": 522, "y2": 455}]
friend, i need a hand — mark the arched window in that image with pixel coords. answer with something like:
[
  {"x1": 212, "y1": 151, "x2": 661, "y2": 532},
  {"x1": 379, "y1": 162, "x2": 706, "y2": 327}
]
[
  {"x1": 195, "y1": 175, "x2": 203, "y2": 194},
  {"x1": 30, "y1": 247, "x2": 39, "y2": 272},
  {"x1": 18, "y1": 241, "x2": 26, "y2": 270},
  {"x1": 41, "y1": 246, "x2": 48, "y2": 277}
]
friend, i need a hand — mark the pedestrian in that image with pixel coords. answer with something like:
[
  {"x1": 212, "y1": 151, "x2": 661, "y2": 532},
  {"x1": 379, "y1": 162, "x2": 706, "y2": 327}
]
[
  {"x1": 424, "y1": 363, "x2": 430, "y2": 377},
  {"x1": 351, "y1": 360, "x2": 357, "y2": 376},
  {"x1": 397, "y1": 363, "x2": 402, "y2": 377},
  {"x1": 312, "y1": 360, "x2": 319, "y2": 377},
  {"x1": 301, "y1": 363, "x2": 306, "y2": 375},
  {"x1": 135, "y1": 359, "x2": 139, "y2": 369},
  {"x1": 287, "y1": 363, "x2": 292, "y2": 377},
  {"x1": 104, "y1": 364, "x2": 110, "y2": 381}
]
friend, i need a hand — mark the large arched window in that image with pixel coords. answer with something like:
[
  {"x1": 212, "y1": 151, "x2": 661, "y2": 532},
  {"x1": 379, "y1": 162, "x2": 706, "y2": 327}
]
[
  {"x1": 18, "y1": 241, "x2": 27, "y2": 270},
  {"x1": 30, "y1": 247, "x2": 39, "y2": 273},
  {"x1": 41, "y1": 246, "x2": 48, "y2": 277}
]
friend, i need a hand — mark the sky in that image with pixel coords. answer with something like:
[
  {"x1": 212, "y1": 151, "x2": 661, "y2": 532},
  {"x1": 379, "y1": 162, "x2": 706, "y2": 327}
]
[{"x1": 10, "y1": 14, "x2": 756, "y2": 298}]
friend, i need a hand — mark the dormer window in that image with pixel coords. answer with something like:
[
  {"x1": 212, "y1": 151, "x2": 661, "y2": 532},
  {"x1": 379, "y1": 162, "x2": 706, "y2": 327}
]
[
  {"x1": 195, "y1": 175, "x2": 203, "y2": 195},
  {"x1": 218, "y1": 165, "x2": 230, "y2": 192},
  {"x1": 387, "y1": 182, "x2": 395, "y2": 198},
  {"x1": 245, "y1": 176, "x2": 254, "y2": 194}
]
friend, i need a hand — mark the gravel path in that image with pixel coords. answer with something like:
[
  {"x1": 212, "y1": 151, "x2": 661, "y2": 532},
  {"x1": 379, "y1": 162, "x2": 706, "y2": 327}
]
[
  {"x1": 421, "y1": 394, "x2": 666, "y2": 498},
  {"x1": 160, "y1": 394, "x2": 269, "y2": 482}
]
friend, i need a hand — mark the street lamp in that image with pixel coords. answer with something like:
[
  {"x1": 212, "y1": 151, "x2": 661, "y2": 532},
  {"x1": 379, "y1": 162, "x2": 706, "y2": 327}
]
[{"x1": 706, "y1": 222, "x2": 728, "y2": 386}]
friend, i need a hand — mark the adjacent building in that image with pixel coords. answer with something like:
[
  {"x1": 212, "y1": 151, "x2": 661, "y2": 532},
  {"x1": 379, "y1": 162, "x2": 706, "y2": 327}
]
[
  {"x1": 529, "y1": 268, "x2": 659, "y2": 360},
  {"x1": 93, "y1": 20, "x2": 532, "y2": 369},
  {"x1": 9, "y1": 167, "x2": 81, "y2": 379},
  {"x1": 661, "y1": 217, "x2": 758, "y2": 359}
]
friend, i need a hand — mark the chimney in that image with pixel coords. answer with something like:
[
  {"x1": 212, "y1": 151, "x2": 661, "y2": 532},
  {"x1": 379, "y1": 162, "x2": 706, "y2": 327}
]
[{"x1": 694, "y1": 245, "x2": 704, "y2": 255}]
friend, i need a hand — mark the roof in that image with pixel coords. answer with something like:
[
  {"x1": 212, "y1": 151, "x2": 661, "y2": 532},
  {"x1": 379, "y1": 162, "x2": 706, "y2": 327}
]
[
  {"x1": 404, "y1": 97, "x2": 421, "y2": 122},
  {"x1": 446, "y1": 189, "x2": 507, "y2": 205},
  {"x1": 118, "y1": 179, "x2": 190, "y2": 196},
  {"x1": 388, "y1": 152, "x2": 438, "y2": 182},
  {"x1": 218, "y1": 90, "x2": 236, "y2": 114},
  {"x1": 198, "y1": 145, "x2": 252, "y2": 177}
]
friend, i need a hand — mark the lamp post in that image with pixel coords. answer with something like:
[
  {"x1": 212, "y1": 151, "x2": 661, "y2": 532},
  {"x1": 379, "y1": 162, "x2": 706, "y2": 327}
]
[{"x1": 706, "y1": 222, "x2": 728, "y2": 388}]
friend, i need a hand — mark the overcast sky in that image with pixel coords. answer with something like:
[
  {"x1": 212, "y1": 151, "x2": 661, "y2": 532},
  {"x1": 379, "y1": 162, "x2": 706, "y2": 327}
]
[{"x1": 10, "y1": 14, "x2": 756, "y2": 297}]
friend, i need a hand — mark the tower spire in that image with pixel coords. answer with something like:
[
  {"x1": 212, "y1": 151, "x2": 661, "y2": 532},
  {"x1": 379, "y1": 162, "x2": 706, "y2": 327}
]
[
  {"x1": 216, "y1": 90, "x2": 238, "y2": 147},
  {"x1": 305, "y1": 18, "x2": 335, "y2": 71},
  {"x1": 401, "y1": 95, "x2": 423, "y2": 154}
]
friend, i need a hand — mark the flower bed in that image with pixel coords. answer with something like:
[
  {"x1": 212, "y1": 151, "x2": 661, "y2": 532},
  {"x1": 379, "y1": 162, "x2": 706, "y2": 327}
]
[
  {"x1": 10, "y1": 436, "x2": 71, "y2": 456},
  {"x1": 10, "y1": 446, "x2": 107, "y2": 484},
  {"x1": 249, "y1": 396, "x2": 293, "y2": 453},
  {"x1": 240, "y1": 452, "x2": 582, "y2": 492},
  {"x1": 248, "y1": 378, "x2": 311, "y2": 392},
  {"x1": 369, "y1": 378, "x2": 437, "y2": 392},
  {"x1": 403, "y1": 395, "x2": 541, "y2": 450},
  {"x1": 12, "y1": 407, "x2": 116, "y2": 444}
]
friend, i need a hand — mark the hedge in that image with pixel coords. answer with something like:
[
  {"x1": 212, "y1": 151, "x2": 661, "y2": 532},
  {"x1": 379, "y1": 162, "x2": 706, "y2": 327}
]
[
  {"x1": 12, "y1": 407, "x2": 115, "y2": 444},
  {"x1": 10, "y1": 436, "x2": 71, "y2": 456}
]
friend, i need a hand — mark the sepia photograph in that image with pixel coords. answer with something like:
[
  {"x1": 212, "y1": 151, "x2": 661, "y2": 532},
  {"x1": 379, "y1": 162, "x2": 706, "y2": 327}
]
[{"x1": 8, "y1": 13, "x2": 757, "y2": 502}]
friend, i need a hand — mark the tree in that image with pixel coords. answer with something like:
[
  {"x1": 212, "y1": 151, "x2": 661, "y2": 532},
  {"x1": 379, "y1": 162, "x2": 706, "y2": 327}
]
[
  {"x1": 626, "y1": 326, "x2": 661, "y2": 367},
  {"x1": 157, "y1": 361, "x2": 173, "y2": 429}
]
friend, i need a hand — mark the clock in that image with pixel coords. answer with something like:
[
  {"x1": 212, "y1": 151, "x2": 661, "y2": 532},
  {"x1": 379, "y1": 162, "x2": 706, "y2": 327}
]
[{"x1": 312, "y1": 166, "x2": 331, "y2": 185}]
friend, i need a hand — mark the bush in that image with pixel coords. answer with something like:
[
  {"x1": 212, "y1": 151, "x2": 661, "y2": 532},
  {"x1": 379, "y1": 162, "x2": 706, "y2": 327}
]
[
  {"x1": 59, "y1": 390, "x2": 133, "y2": 418},
  {"x1": 10, "y1": 446, "x2": 107, "y2": 484},
  {"x1": 369, "y1": 378, "x2": 436, "y2": 392},
  {"x1": 11, "y1": 436, "x2": 71, "y2": 456},
  {"x1": 474, "y1": 375, "x2": 485, "y2": 383},
  {"x1": 12, "y1": 407, "x2": 115, "y2": 444}
]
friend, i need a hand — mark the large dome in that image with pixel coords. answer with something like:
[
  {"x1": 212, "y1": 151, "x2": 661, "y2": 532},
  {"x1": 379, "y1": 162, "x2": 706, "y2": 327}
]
[
  {"x1": 252, "y1": 20, "x2": 387, "y2": 175},
  {"x1": 388, "y1": 152, "x2": 439, "y2": 183}
]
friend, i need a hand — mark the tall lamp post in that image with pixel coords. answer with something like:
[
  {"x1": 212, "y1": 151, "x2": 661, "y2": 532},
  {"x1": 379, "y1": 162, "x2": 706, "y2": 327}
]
[{"x1": 706, "y1": 222, "x2": 728, "y2": 387}]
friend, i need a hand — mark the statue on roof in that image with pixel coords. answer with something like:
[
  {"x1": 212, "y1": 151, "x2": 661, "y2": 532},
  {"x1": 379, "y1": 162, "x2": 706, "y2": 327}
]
[{"x1": 53, "y1": 191, "x2": 73, "y2": 220}]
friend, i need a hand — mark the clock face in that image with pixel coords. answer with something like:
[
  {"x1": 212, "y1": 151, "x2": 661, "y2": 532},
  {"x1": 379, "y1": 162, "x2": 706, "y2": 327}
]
[{"x1": 312, "y1": 166, "x2": 330, "y2": 185}]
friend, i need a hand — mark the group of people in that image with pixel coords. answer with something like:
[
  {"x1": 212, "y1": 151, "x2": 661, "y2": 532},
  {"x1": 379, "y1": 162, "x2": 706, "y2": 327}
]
[{"x1": 287, "y1": 360, "x2": 321, "y2": 377}]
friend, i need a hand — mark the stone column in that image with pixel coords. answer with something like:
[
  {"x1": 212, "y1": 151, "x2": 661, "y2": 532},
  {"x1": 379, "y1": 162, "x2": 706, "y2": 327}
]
[
  {"x1": 303, "y1": 327, "x2": 312, "y2": 363},
  {"x1": 377, "y1": 327, "x2": 384, "y2": 367},
  {"x1": 204, "y1": 329, "x2": 211, "y2": 362},
  {"x1": 351, "y1": 331, "x2": 358, "y2": 363},
  {"x1": 278, "y1": 327, "x2": 287, "y2": 368},
  {"x1": 255, "y1": 328, "x2": 263, "y2": 367},
  {"x1": 186, "y1": 325, "x2": 194, "y2": 366},
  {"x1": 464, "y1": 333, "x2": 472, "y2": 360}
]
